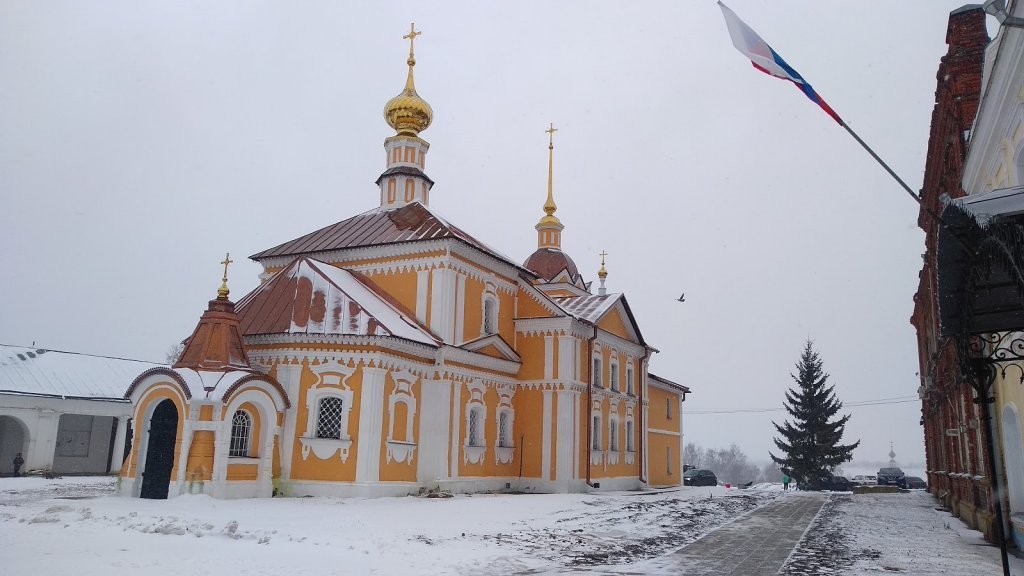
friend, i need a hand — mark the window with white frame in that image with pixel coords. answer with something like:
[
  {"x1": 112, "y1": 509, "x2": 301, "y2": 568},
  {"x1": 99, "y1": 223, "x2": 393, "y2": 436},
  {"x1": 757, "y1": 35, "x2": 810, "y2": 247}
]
[
  {"x1": 498, "y1": 411, "x2": 511, "y2": 448},
  {"x1": 316, "y1": 397, "x2": 344, "y2": 439},
  {"x1": 229, "y1": 410, "x2": 253, "y2": 457},
  {"x1": 609, "y1": 417, "x2": 619, "y2": 451},
  {"x1": 468, "y1": 406, "x2": 484, "y2": 447},
  {"x1": 610, "y1": 360, "x2": 619, "y2": 391},
  {"x1": 626, "y1": 420, "x2": 634, "y2": 452},
  {"x1": 593, "y1": 358, "x2": 602, "y2": 388},
  {"x1": 592, "y1": 414, "x2": 601, "y2": 450},
  {"x1": 626, "y1": 365, "x2": 634, "y2": 395}
]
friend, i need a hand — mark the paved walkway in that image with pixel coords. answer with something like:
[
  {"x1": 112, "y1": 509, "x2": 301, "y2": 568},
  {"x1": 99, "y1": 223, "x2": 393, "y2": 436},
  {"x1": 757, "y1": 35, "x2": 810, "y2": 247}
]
[{"x1": 640, "y1": 492, "x2": 827, "y2": 575}]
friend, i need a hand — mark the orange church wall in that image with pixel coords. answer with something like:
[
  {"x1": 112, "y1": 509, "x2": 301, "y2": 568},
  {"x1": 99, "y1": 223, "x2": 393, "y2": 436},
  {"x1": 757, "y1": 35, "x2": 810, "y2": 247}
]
[
  {"x1": 462, "y1": 276, "x2": 484, "y2": 342},
  {"x1": 362, "y1": 269, "x2": 419, "y2": 316},
  {"x1": 497, "y1": 290, "x2": 515, "y2": 343},
  {"x1": 199, "y1": 405, "x2": 213, "y2": 421},
  {"x1": 226, "y1": 461, "x2": 259, "y2": 481},
  {"x1": 185, "y1": 430, "x2": 215, "y2": 482},
  {"x1": 516, "y1": 335, "x2": 546, "y2": 380},
  {"x1": 513, "y1": 389, "x2": 544, "y2": 479},
  {"x1": 648, "y1": 432, "x2": 680, "y2": 487},
  {"x1": 516, "y1": 287, "x2": 554, "y2": 318},
  {"x1": 287, "y1": 359, "x2": 364, "y2": 482},
  {"x1": 379, "y1": 372, "x2": 420, "y2": 483},
  {"x1": 647, "y1": 385, "x2": 681, "y2": 434},
  {"x1": 597, "y1": 309, "x2": 632, "y2": 341}
]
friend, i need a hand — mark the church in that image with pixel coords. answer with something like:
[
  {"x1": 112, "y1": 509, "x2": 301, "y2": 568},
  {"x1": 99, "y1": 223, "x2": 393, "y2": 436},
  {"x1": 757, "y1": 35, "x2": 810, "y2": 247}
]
[{"x1": 118, "y1": 25, "x2": 688, "y2": 499}]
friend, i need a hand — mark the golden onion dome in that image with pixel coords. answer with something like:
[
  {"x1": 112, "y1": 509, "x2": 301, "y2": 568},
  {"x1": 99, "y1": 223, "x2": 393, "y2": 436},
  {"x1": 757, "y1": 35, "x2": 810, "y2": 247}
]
[{"x1": 384, "y1": 56, "x2": 433, "y2": 137}]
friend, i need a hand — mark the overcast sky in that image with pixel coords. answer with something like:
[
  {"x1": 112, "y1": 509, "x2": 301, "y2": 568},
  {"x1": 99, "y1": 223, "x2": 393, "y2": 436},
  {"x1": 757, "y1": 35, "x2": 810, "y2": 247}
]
[{"x1": 0, "y1": 1, "x2": 991, "y2": 467}]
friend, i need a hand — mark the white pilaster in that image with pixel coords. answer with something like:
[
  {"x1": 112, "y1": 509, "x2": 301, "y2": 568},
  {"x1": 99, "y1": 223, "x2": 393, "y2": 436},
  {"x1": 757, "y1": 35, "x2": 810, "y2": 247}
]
[
  {"x1": 417, "y1": 377, "x2": 452, "y2": 484},
  {"x1": 430, "y1": 267, "x2": 456, "y2": 343},
  {"x1": 542, "y1": 390, "x2": 553, "y2": 481},
  {"x1": 556, "y1": 389, "x2": 576, "y2": 485},
  {"x1": 558, "y1": 334, "x2": 573, "y2": 380},
  {"x1": 454, "y1": 273, "x2": 466, "y2": 344},
  {"x1": 544, "y1": 335, "x2": 554, "y2": 380},
  {"x1": 449, "y1": 382, "x2": 462, "y2": 478},
  {"x1": 416, "y1": 269, "x2": 430, "y2": 325},
  {"x1": 275, "y1": 363, "x2": 303, "y2": 480},
  {"x1": 355, "y1": 366, "x2": 388, "y2": 483},
  {"x1": 108, "y1": 417, "x2": 128, "y2": 474}
]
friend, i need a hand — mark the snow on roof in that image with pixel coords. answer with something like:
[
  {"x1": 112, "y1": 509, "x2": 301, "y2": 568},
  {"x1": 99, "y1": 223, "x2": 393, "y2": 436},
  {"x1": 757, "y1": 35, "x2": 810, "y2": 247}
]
[
  {"x1": 956, "y1": 185, "x2": 1024, "y2": 222},
  {"x1": 0, "y1": 344, "x2": 163, "y2": 400},
  {"x1": 552, "y1": 293, "x2": 621, "y2": 324},
  {"x1": 306, "y1": 260, "x2": 438, "y2": 345}
]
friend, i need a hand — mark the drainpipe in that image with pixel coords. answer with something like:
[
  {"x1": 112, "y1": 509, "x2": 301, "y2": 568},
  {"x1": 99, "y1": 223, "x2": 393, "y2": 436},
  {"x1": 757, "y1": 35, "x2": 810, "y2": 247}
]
[
  {"x1": 637, "y1": 347, "x2": 649, "y2": 484},
  {"x1": 585, "y1": 326, "x2": 599, "y2": 489}
]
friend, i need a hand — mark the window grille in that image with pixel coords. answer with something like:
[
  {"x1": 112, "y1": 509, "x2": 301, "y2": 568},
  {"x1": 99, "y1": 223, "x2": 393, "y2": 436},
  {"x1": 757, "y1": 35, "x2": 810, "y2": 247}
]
[
  {"x1": 229, "y1": 410, "x2": 252, "y2": 457},
  {"x1": 593, "y1": 359, "x2": 602, "y2": 388},
  {"x1": 592, "y1": 415, "x2": 601, "y2": 450},
  {"x1": 610, "y1": 363, "x2": 619, "y2": 391},
  {"x1": 626, "y1": 421, "x2": 634, "y2": 452},
  {"x1": 498, "y1": 412, "x2": 511, "y2": 448},
  {"x1": 468, "y1": 407, "x2": 482, "y2": 447},
  {"x1": 609, "y1": 419, "x2": 619, "y2": 451},
  {"x1": 316, "y1": 397, "x2": 344, "y2": 439}
]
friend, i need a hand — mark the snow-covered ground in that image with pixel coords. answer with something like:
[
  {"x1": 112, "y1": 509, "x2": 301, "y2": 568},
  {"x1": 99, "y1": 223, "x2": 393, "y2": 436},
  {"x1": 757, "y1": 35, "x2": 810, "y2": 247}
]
[
  {"x1": 2, "y1": 476, "x2": 1020, "y2": 575},
  {"x1": 0, "y1": 476, "x2": 777, "y2": 575}
]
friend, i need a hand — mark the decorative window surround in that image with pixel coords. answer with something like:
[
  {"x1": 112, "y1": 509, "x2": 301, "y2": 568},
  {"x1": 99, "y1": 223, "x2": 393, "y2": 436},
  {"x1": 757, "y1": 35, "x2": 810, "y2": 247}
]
[
  {"x1": 494, "y1": 401, "x2": 515, "y2": 464},
  {"x1": 464, "y1": 380, "x2": 487, "y2": 465},
  {"x1": 590, "y1": 450, "x2": 604, "y2": 466},
  {"x1": 625, "y1": 451, "x2": 635, "y2": 465},
  {"x1": 300, "y1": 362, "x2": 356, "y2": 462},
  {"x1": 385, "y1": 371, "x2": 418, "y2": 465},
  {"x1": 386, "y1": 440, "x2": 417, "y2": 464},
  {"x1": 608, "y1": 450, "x2": 620, "y2": 466}
]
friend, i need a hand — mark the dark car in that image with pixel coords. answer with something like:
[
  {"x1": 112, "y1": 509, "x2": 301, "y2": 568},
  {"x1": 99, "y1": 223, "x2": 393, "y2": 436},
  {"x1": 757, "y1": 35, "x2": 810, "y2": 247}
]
[
  {"x1": 684, "y1": 469, "x2": 718, "y2": 486},
  {"x1": 877, "y1": 467, "x2": 907, "y2": 488},
  {"x1": 825, "y1": 475, "x2": 855, "y2": 491},
  {"x1": 905, "y1": 476, "x2": 927, "y2": 489}
]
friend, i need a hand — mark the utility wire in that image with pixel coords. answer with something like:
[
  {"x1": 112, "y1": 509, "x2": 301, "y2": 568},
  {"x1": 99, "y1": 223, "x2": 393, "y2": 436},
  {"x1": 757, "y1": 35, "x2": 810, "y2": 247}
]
[{"x1": 686, "y1": 396, "x2": 919, "y2": 415}]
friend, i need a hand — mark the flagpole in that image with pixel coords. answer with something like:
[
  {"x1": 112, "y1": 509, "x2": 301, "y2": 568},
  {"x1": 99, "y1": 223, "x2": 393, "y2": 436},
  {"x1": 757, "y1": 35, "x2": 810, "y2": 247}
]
[{"x1": 839, "y1": 120, "x2": 972, "y2": 252}]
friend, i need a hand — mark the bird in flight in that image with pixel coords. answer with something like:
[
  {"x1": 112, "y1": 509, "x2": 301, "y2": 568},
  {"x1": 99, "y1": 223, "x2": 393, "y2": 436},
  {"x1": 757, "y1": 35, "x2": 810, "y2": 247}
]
[{"x1": 677, "y1": 293, "x2": 686, "y2": 302}]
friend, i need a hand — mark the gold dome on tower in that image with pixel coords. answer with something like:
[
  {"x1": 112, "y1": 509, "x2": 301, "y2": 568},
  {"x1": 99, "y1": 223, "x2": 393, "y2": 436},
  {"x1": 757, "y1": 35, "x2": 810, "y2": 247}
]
[{"x1": 384, "y1": 23, "x2": 433, "y2": 137}]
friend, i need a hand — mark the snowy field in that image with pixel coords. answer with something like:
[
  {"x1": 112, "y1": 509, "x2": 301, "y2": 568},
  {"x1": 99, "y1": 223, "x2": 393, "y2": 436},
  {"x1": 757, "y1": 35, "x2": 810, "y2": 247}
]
[
  {"x1": 2, "y1": 476, "x2": 1021, "y2": 575},
  {"x1": 0, "y1": 476, "x2": 777, "y2": 575}
]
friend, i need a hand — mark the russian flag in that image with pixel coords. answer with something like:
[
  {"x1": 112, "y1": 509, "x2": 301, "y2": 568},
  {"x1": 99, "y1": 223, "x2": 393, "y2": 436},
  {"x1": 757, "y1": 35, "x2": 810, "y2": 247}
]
[{"x1": 718, "y1": 1, "x2": 842, "y2": 124}]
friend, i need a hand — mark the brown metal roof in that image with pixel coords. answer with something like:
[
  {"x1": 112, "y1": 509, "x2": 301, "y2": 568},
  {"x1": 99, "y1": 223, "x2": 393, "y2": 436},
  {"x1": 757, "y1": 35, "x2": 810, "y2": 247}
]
[
  {"x1": 523, "y1": 248, "x2": 580, "y2": 281},
  {"x1": 251, "y1": 202, "x2": 525, "y2": 272},
  {"x1": 554, "y1": 293, "x2": 647, "y2": 346},
  {"x1": 173, "y1": 296, "x2": 251, "y2": 372}
]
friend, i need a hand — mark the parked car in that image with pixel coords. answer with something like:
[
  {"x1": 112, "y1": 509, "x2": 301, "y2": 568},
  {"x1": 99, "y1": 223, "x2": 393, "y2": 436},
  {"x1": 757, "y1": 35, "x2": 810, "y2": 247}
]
[
  {"x1": 851, "y1": 474, "x2": 877, "y2": 486},
  {"x1": 683, "y1": 469, "x2": 718, "y2": 486},
  {"x1": 905, "y1": 476, "x2": 927, "y2": 489},
  {"x1": 825, "y1": 475, "x2": 855, "y2": 491},
  {"x1": 877, "y1": 467, "x2": 907, "y2": 488}
]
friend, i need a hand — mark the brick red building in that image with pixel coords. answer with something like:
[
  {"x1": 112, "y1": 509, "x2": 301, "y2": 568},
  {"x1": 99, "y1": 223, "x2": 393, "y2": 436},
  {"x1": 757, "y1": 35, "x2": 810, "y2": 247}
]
[{"x1": 911, "y1": 5, "x2": 991, "y2": 538}]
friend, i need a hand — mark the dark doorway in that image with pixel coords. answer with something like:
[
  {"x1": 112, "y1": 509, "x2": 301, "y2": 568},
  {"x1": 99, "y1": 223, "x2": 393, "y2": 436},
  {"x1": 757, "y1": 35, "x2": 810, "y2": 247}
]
[{"x1": 140, "y1": 400, "x2": 178, "y2": 499}]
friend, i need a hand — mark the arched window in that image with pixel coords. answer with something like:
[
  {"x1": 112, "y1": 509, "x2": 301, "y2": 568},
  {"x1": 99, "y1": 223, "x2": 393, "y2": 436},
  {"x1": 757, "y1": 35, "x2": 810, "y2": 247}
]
[
  {"x1": 483, "y1": 297, "x2": 497, "y2": 335},
  {"x1": 468, "y1": 406, "x2": 483, "y2": 447},
  {"x1": 610, "y1": 360, "x2": 619, "y2": 391},
  {"x1": 592, "y1": 414, "x2": 602, "y2": 450},
  {"x1": 626, "y1": 365, "x2": 635, "y2": 395},
  {"x1": 316, "y1": 397, "x2": 344, "y2": 439},
  {"x1": 229, "y1": 410, "x2": 252, "y2": 457},
  {"x1": 592, "y1": 358, "x2": 602, "y2": 388},
  {"x1": 498, "y1": 411, "x2": 511, "y2": 448},
  {"x1": 609, "y1": 417, "x2": 619, "y2": 452}
]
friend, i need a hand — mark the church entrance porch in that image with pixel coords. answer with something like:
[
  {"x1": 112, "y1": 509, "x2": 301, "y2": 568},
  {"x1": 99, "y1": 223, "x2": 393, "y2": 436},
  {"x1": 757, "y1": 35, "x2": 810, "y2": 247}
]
[
  {"x1": 0, "y1": 416, "x2": 28, "y2": 476},
  {"x1": 140, "y1": 400, "x2": 178, "y2": 499}
]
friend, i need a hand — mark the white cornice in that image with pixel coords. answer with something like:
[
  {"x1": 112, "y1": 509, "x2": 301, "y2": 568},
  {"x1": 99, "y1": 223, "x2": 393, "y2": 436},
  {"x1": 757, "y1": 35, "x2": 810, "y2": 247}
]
[
  {"x1": 439, "y1": 345, "x2": 520, "y2": 375},
  {"x1": 244, "y1": 333, "x2": 437, "y2": 360},
  {"x1": 515, "y1": 316, "x2": 574, "y2": 335}
]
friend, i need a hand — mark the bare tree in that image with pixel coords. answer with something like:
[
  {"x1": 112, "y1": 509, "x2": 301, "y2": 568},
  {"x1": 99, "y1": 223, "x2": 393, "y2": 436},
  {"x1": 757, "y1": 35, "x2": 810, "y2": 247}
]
[{"x1": 165, "y1": 341, "x2": 186, "y2": 364}]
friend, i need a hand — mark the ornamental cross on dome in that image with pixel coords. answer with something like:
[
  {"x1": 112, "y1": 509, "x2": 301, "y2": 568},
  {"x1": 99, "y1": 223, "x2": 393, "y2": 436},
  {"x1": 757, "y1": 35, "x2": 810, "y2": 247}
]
[
  {"x1": 546, "y1": 122, "x2": 558, "y2": 149},
  {"x1": 404, "y1": 23, "x2": 421, "y2": 61},
  {"x1": 217, "y1": 252, "x2": 233, "y2": 298}
]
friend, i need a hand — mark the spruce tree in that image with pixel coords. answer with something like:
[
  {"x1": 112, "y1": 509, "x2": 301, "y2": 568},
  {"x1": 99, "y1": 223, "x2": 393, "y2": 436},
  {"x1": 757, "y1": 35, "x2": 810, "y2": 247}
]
[{"x1": 770, "y1": 340, "x2": 860, "y2": 490}]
